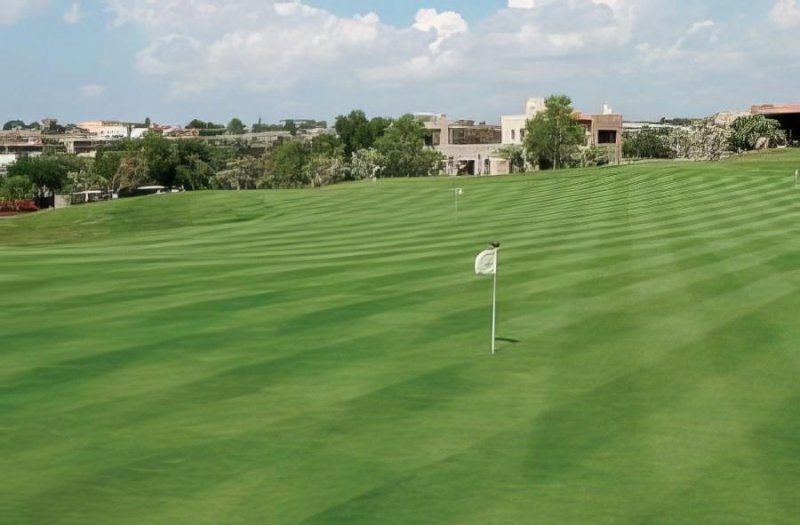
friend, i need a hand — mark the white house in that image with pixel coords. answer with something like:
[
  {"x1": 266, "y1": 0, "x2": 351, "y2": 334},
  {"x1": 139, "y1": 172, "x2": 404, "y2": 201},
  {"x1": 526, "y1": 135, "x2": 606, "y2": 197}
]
[{"x1": 501, "y1": 97, "x2": 546, "y2": 145}]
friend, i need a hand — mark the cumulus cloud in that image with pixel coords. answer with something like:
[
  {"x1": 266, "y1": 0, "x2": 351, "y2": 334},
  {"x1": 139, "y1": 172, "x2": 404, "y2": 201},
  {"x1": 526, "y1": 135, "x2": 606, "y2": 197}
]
[
  {"x1": 0, "y1": 0, "x2": 48, "y2": 25},
  {"x1": 94, "y1": 0, "x2": 800, "y2": 120},
  {"x1": 63, "y1": 2, "x2": 82, "y2": 24},
  {"x1": 770, "y1": 0, "x2": 800, "y2": 27},
  {"x1": 413, "y1": 9, "x2": 467, "y2": 51},
  {"x1": 104, "y1": 0, "x2": 451, "y2": 95}
]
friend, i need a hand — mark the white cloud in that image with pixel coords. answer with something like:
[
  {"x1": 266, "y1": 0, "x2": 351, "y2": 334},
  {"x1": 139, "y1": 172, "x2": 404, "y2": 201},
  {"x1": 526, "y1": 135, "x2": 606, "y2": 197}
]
[
  {"x1": 104, "y1": 0, "x2": 461, "y2": 96},
  {"x1": 637, "y1": 19, "x2": 736, "y2": 71},
  {"x1": 688, "y1": 20, "x2": 715, "y2": 34},
  {"x1": 63, "y1": 2, "x2": 82, "y2": 24},
  {"x1": 93, "y1": 0, "x2": 800, "y2": 121},
  {"x1": 0, "y1": 0, "x2": 47, "y2": 25},
  {"x1": 770, "y1": 0, "x2": 800, "y2": 27},
  {"x1": 508, "y1": 0, "x2": 535, "y2": 9},
  {"x1": 413, "y1": 9, "x2": 468, "y2": 51},
  {"x1": 80, "y1": 85, "x2": 106, "y2": 97}
]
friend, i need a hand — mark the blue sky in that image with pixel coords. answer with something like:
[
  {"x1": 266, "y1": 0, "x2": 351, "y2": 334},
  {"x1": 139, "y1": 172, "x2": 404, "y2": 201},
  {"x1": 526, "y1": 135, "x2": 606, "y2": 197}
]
[{"x1": 1, "y1": 0, "x2": 799, "y2": 127}]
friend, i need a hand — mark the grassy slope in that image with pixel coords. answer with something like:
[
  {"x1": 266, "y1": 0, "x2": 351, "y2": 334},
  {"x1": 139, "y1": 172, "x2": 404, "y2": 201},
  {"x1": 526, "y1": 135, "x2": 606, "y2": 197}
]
[{"x1": 1, "y1": 150, "x2": 799, "y2": 524}]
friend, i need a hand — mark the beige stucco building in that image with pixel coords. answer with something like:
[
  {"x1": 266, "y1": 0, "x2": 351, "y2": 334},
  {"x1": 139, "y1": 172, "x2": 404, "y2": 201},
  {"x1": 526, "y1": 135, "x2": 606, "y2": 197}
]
[
  {"x1": 575, "y1": 106, "x2": 624, "y2": 164},
  {"x1": 501, "y1": 97, "x2": 545, "y2": 145},
  {"x1": 420, "y1": 114, "x2": 507, "y2": 175},
  {"x1": 503, "y1": 98, "x2": 624, "y2": 164},
  {"x1": 78, "y1": 121, "x2": 149, "y2": 140}
]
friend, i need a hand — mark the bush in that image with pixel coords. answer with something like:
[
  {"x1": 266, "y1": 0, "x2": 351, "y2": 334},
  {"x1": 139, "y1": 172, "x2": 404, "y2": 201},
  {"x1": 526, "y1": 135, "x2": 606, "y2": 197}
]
[
  {"x1": 623, "y1": 128, "x2": 673, "y2": 159},
  {"x1": 728, "y1": 115, "x2": 786, "y2": 152},
  {"x1": 0, "y1": 175, "x2": 37, "y2": 201},
  {"x1": 0, "y1": 200, "x2": 38, "y2": 213}
]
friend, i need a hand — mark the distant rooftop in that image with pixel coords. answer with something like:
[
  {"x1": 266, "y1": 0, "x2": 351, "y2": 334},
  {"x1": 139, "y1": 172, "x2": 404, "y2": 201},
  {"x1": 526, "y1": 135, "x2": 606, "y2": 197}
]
[{"x1": 751, "y1": 104, "x2": 800, "y2": 115}]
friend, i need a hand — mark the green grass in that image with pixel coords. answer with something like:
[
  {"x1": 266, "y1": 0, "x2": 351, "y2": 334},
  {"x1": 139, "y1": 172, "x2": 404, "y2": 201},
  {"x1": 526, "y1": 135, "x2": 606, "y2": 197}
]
[{"x1": 2, "y1": 149, "x2": 800, "y2": 524}]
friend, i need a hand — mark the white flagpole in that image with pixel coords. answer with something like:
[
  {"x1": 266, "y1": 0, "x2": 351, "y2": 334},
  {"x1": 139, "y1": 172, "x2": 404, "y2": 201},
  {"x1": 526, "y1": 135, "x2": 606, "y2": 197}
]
[
  {"x1": 475, "y1": 242, "x2": 500, "y2": 355},
  {"x1": 491, "y1": 254, "x2": 498, "y2": 355}
]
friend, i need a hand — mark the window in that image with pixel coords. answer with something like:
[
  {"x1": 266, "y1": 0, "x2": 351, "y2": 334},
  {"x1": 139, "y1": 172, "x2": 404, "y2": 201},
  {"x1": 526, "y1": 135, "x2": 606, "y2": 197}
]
[
  {"x1": 598, "y1": 130, "x2": 617, "y2": 144},
  {"x1": 511, "y1": 129, "x2": 516, "y2": 141}
]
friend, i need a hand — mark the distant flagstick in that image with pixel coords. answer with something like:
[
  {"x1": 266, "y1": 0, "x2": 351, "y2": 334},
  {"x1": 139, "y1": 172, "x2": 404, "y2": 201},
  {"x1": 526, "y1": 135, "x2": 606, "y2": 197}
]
[
  {"x1": 795, "y1": 169, "x2": 799, "y2": 188},
  {"x1": 475, "y1": 242, "x2": 500, "y2": 355},
  {"x1": 454, "y1": 188, "x2": 463, "y2": 220}
]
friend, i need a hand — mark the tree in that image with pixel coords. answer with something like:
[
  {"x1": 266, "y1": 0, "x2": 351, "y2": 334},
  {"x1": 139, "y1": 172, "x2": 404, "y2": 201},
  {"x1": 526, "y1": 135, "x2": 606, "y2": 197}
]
[
  {"x1": 283, "y1": 120, "x2": 298, "y2": 136},
  {"x1": 67, "y1": 162, "x2": 108, "y2": 192},
  {"x1": 216, "y1": 156, "x2": 263, "y2": 190},
  {"x1": 375, "y1": 114, "x2": 443, "y2": 178},
  {"x1": 187, "y1": 119, "x2": 208, "y2": 129},
  {"x1": 174, "y1": 139, "x2": 217, "y2": 190},
  {"x1": 524, "y1": 95, "x2": 585, "y2": 170},
  {"x1": 493, "y1": 145, "x2": 526, "y2": 173},
  {"x1": 112, "y1": 153, "x2": 151, "y2": 193},
  {"x1": 176, "y1": 154, "x2": 214, "y2": 190},
  {"x1": 350, "y1": 148, "x2": 384, "y2": 180},
  {"x1": 369, "y1": 117, "x2": 392, "y2": 143},
  {"x1": 227, "y1": 118, "x2": 246, "y2": 135},
  {"x1": 92, "y1": 150, "x2": 125, "y2": 187},
  {"x1": 728, "y1": 115, "x2": 786, "y2": 152},
  {"x1": 311, "y1": 134, "x2": 344, "y2": 158},
  {"x1": 304, "y1": 154, "x2": 345, "y2": 187},
  {"x1": 3, "y1": 120, "x2": 26, "y2": 131},
  {"x1": 335, "y1": 111, "x2": 369, "y2": 156},
  {"x1": 141, "y1": 134, "x2": 178, "y2": 187},
  {"x1": 335, "y1": 110, "x2": 381, "y2": 159},
  {"x1": 267, "y1": 140, "x2": 311, "y2": 188},
  {"x1": 7, "y1": 156, "x2": 70, "y2": 198}
]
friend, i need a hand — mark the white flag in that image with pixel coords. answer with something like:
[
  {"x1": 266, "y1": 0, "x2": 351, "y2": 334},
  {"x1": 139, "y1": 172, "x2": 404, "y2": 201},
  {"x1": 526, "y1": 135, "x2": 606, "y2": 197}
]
[{"x1": 475, "y1": 249, "x2": 497, "y2": 276}]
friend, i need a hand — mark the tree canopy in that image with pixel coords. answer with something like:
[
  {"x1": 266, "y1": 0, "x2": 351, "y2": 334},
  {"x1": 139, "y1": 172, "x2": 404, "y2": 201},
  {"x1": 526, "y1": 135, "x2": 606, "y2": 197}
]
[
  {"x1": 524, "y1": 95, "x2": 585, "y2": 170},
  {"x1": 375, "y1": 114, "x2": 443, "y2": 178},
  {"x1": 335, "y1": 111, "x2": 391, "y2": 159},
  {"x1": 3, "y1": 120, "x2": 26, "y2": 131},
  {"x1": 227, "y1": 118, "x2": 246, "y2": 135},
  {"x1": 7, "y1": 156, "x2": 70, "y2": 197}
]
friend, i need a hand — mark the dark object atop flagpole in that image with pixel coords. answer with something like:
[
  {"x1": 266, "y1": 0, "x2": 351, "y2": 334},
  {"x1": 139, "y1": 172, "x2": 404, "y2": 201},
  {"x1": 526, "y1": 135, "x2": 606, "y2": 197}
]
[{"x1": 490, "y1": 241, "x2": 500, "y2": 248}]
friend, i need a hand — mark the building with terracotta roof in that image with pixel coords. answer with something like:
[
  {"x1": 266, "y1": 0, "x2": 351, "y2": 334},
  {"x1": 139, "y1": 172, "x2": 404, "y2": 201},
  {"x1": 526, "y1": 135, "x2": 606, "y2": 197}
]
[{"x1": 751, "y1": 104, "x2": 800, "y2": 143}]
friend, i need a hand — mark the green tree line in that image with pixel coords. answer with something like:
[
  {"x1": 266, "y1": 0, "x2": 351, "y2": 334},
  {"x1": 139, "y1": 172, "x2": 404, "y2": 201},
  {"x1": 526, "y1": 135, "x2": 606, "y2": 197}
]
[{"x1": 1, "y1": 112, "x2": 442, "y2": 201}]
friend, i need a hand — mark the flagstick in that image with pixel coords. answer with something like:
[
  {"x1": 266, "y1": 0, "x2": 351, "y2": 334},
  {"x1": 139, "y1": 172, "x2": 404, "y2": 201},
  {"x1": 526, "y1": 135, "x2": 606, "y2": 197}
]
[
  {"x1": 491, "y1": 268, "x2": 497, "y2": 355},
  {"x1": 491, "y1": 249, "x2": 498, "y2": 355}
]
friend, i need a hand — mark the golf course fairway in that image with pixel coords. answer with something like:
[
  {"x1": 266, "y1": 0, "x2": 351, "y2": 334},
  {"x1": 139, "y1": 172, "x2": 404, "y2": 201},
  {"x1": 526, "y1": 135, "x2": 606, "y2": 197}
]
[{"x1": 2, "y1": 150, "x2": 799, "y2": 523}]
